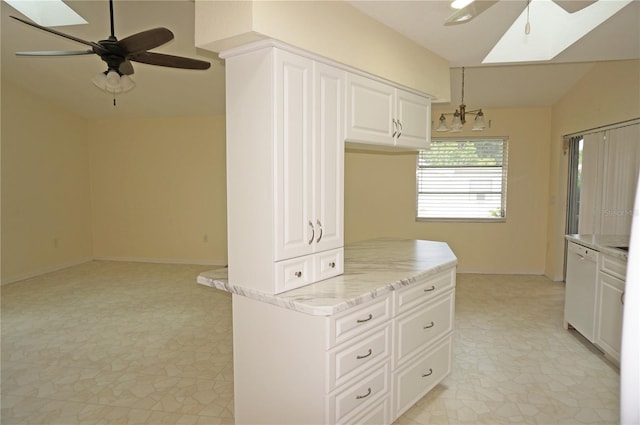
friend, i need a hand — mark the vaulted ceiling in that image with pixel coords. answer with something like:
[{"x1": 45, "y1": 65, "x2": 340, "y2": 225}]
[{"x1": 2, "y1": 0, "x2": 638, "y2": 118}]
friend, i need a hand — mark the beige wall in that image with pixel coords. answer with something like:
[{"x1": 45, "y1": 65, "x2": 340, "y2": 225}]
[
  {"x1": 1, "y1": 81, "x2": 92, "y2": 283},
  {"x1": 345, "y1": 107, "x2": 552, "y2": 274},
  {"x1": 545, "y1": 59, "x2": 640, "y2": 281},
  {"x1": 89, "y1": 115, "x2": 227, "y2": 265},
  {"x1": 195, "y1": 0, "x2": 451, "y2": 102}
]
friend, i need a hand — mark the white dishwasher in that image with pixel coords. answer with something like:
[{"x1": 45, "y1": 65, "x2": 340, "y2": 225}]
[{"x1": 564, "y1": 241, "x2": 599, "y2": 342}]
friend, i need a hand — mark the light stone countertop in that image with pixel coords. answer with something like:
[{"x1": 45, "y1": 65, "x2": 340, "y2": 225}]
[
  {"x1": 197, "y1": 238, "x2": 457, "y2": 316},
  {"x1": 565, "y1": 234, "x2": 629, "y2": 261}
]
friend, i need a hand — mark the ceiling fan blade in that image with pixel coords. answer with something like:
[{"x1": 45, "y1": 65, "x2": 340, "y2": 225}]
[
  {"x1": 130, "y1": 52, "x2": 211, "y2": 70},
  {"x1": 118, "y1": 28, "x2": 174, "y2": 55},
  {"x1": 119, "y1": 60, "x2": 135, "y2": 75},
  {"x1": 10, "y1": 15, "x2": 106, "y2": 54},
  {"x1": 16, "y1": 49, "x2": 94, "y2": 56},
  {"x1": 444, "y1": 0, "x2": 498, "y2": 26}
]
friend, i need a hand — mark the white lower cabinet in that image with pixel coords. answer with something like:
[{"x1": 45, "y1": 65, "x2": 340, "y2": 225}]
[
  {"x1": 595, "y1": 253, "x2": 627, "y2": 365},
  {"x1": 232, "y1": 265, "x2": 456, "y2": 424}
]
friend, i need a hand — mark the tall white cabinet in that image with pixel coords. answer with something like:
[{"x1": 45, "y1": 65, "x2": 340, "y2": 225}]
[
  {"x1": 222, "y1": 40, "x2": 432, "y2": 294},
  {"x1": 223, "y1": 42, "x2": 345, "y2": 293}
]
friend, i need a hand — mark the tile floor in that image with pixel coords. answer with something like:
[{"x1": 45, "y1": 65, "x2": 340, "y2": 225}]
[{"x1": 1, "y1": 261, "x2": 620, "y2": 424}]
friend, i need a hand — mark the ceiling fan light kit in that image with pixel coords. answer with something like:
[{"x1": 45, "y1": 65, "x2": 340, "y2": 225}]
[
  {"x1": 92, "y1": 70, "x2": 135, "y2": 94},
  {"x1": 437, "y1": 67, "x2": 487, "y2": 133},
  {"x1": 10, "y1": 0, "x2": 211, "y2": 99}
]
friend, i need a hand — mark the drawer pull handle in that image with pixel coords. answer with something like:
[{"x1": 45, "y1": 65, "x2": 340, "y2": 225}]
[
  {"x1": 423, "y1": 321, "x2": 435, "y2": 329},
  {"x1": 357, "y1": 314, "x2": 373, "y2": 323},
  {"x1": 294, "y1": 271, "x2": 302, "y2": 278},
  {"x1": 423, "y1": 285, "x2": 436, "y2": 292},
  {"x1": 422, "y1": 368, "x2": 433, "y2": 378},
  {"x1": 356, "y1": 387, "x2": 372, "y2": 400},
  {"x1": 621, "y1": 291, "x2": 625, "y2": 305},
  {"x1": 356, "y1": 349, "x2": 372, "y2": 360}
]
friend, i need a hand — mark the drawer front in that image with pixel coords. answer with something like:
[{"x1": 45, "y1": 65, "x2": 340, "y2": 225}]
[
  {"x1": 395, "y1": 268, "x2": 455, "y2": 315},
  {"x1": 600, "y1": 254, "x2": 627, "y2": 280},
  {"x1": 394, "y1": 336, "x2": 452, "y2": 418},
  {"x1": 327, "y1": 360, "x2": 390, "y2": 425},
  {"x1": 327, "y1": 323, "x2": 391, "y2": 392},
  {"x1": 328, "y1": 295, "x2": 392, "y2": 348},
  {"x1": 315, "y1": 248, "x2": 344, "y2": 282},
  {"x1": 274, "y1": 256, "x2": 314, "y2": 293},
  {"x1": 338, "y1": 394, "x2": 390, "y2": 425},
  {"x1": 395, "y1": 291, "x2": 454, "y2": 365}
]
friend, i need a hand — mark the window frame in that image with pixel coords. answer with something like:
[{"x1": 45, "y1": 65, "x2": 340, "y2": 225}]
[{"x1": 415, "y1": 137, "x2": 509, "y2": 223}]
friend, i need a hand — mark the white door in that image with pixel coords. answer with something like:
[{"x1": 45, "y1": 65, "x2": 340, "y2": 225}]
[
  {"x1": 313, "y1": 62, "x2": 345, "y2": 252},
  {"x1": 346, "y1": 73, "x2": 395, "y2": 145},
  {"x1": 395, "y1": 89, "x2": 431, "y2": 149},
  {"x1": 596, "y1": 273, "x2": 624, "y2": 362},
  {"x1": 274, "y1": 50, "x2": 314, "y2": 260}
]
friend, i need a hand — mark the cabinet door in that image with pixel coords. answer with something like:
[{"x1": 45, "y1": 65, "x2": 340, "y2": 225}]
[
  {"x1": 314, "y1": 62, "x2": 345, "y2": 252},
  {"x1": 395, "y1": 89, "x2": 431, "y2": 149},
  {"x1": 596, "y1": 272, "x2": 625, "y2": 363},
  {"x1": 345, "y1": 73, "x2": 395, "y2": 145},
  {"x1": 274, "y1": 50, "x2": 314, "y2": 261}
]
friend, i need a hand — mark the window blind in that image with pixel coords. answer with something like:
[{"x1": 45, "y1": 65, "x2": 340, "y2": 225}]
[{"x1": 417, "y1": 139, "x2": 508, "y2": 220}]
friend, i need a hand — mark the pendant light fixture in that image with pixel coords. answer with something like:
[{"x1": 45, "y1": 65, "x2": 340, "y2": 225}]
[{"x1": 436, "y1": 67, "x2": 487, "y2": 132}]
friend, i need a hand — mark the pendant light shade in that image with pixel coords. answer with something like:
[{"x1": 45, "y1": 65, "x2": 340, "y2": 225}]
[{"x1": 472, "y1": 109, "x2": 486, "y2": 131}]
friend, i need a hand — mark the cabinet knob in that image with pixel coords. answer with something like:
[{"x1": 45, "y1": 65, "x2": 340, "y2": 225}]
[
  {"x1": 329, "y1": 262, "x2": 336, "y2": 268},
  {"x1": 294, "y1": 271, "x2": 302, "y2": 278}
]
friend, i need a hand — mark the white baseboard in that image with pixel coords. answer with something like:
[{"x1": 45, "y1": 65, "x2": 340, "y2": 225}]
[
  {"x1": 2, "y1": 257, "x2": 226, "y2": 285},
  {"x1": 1, "y1": 257, "x2": 93, "y2": 286},
  {"x1": 92, "y1": 256, "x2": 226, "y2": 267}
]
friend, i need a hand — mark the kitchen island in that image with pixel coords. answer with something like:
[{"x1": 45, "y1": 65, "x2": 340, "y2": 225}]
[{"x1": 198, "y1": 238, "x2": 457, "y2": 424}]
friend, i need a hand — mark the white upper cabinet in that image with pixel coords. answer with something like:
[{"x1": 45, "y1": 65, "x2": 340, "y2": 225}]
[{"x1": 346, "y1": 73, "x2": 431, "y2": 150}]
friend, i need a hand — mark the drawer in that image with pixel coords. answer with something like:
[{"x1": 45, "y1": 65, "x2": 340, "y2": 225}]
[
  {"x1": 315, "y1": 248, "x2": 344, "y2": 282},
  {"x1": 600, "y1": 254, "x2": 627, "y2": 280},
  {"x1": 338, "y1": 394, "x2": 390, "y2": 425},
  {"x1": 274, "y1": 255, "x2": 314, "y2": 293},
  {"x1": 395, "y1": 291, "x2": 454, "y2": 365},
  {"x1": 327, "y1": 295, "x2": 392, "y2": 348},
  {"x1": 327, "y1": 360, "x2": 390, "y2": 425},
  {"x1": 327, "y1": 323, "x2": 392, "y2": 392},
  {"x1": 395, "y1": 268, "x2": 455, "y2": 315},
  {"x1": 394, "y1": 336, "x2": 452, "y2": 418}
]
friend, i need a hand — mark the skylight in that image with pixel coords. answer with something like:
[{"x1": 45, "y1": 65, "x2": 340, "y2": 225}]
[
  {"x1": 483, "y1": 0, "x2": 632, "y2": 64},
  {"x1": 4, "y1": 0, "x2": 87, "y2": 26}
]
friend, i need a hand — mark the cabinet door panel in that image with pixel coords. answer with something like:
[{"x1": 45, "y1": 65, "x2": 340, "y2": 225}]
[
  {"x1": 314, "y1": 63, "x2": 345, "y2": 252},
  {"x1": 275, "y1": 51, "x2": 314, "y2": 261},
  {"x1": 596, "y1": 272, "x2": 624, "y2": 363},
  {"x1": 346, "y1": 73, "x2": 395, "y2": 145},
  {"x1": 396, "y1": 89, "x2": 430, "y2": 149}
]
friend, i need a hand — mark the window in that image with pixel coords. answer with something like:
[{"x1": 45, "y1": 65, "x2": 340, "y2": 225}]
[{"x1": 416, "y1": 138, "x2": 508, "y2": 221}]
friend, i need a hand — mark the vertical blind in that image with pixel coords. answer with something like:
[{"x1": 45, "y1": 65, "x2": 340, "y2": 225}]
[{"x1": 417, "y1": 139, "x2": 508, "y2": 220}]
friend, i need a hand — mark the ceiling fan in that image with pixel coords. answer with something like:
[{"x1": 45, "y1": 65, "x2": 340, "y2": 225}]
[{"x1": 10, "y1": 0, "x2": 211, "y2": 95}]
